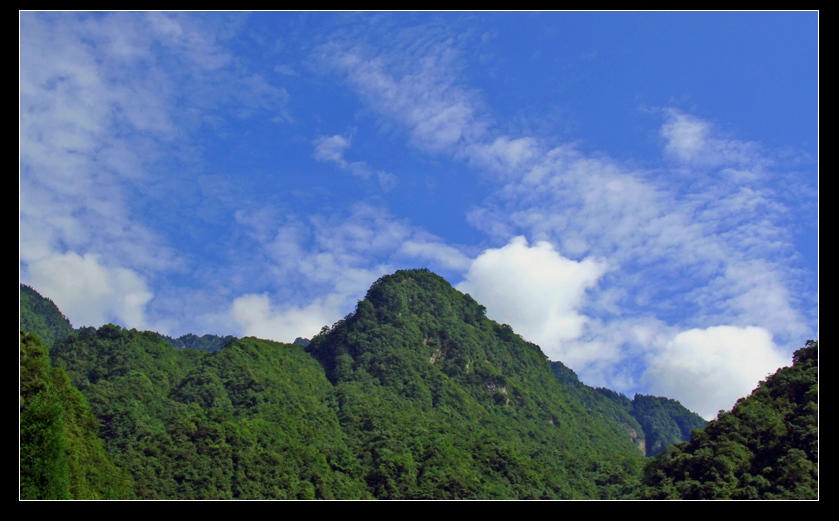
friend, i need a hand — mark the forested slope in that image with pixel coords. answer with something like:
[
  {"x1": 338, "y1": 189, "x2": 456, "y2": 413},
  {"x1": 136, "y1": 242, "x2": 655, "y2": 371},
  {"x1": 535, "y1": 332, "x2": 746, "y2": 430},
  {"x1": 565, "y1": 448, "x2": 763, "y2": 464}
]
[
  {"x1": 305, "y1": 269, "x2": 646, "y2": 498},
  {"x1": 20, "y1": 284, "x2": 73, "y2": 346},
  {"x1": 20, "y1": 331, "x2": 135, "y2": 499},
  {"x1": 49, "y1": 327, "x2": 370, "y2": 499},
  {"x1": 637, "y1": 340, "x2": 818, "y2": 499},
  {"x1": 20, "y1": 274, "x2": 813, "y2": 499}
]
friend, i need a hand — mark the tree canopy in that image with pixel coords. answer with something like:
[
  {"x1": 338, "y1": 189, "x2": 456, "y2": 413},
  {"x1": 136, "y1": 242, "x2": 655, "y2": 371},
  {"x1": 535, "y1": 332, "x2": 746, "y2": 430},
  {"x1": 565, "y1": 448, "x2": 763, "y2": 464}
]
[{"x1": 637, "y1": 340, "x2": 818, "y2": 499}]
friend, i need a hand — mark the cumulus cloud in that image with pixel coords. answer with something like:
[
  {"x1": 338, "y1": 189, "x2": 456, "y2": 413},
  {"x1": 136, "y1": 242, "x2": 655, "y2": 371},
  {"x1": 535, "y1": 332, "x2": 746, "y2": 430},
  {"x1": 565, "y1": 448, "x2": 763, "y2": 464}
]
[
  {"x1": 231, "y1": 293, "x2": 341, "y2": 342},
  {"x1": 643, "y1": 325, "x2": 789, "y2": 420},
  {"x1": 27, "y1": 252, "x2": 153, "y2": 330},
  {"x1": 319, "y1": 27, "x2": 814, "y2": 419},
  {"x1": 457, "y1": 237, "x2": 607, "y2": 362}
]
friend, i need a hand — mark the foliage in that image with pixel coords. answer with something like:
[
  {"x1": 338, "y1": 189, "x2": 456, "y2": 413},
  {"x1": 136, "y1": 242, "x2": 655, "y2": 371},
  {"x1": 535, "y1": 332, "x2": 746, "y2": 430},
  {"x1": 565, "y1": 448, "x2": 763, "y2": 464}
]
[
  {"x1": 587, "y1": 385, "x2": 706, "y2": 457},
  {"x1": 20, "y1": 331, "x2": 135, "y2": 499},
  {"x1": 630, "y1": 394, "x2": 707, "y2": 457},
  {"x1": 50, "y1": 327, "x2": 369, "y2": 499},
  {"x1": 637, "y1": 340, "x2": 818, "y2": 500},
  {"x1": 22, "y1": 275, "x2": 815, "y2": 500},
  {"x1": 307, "y1": 269, "x2": 646, "y2": 499},
  {"x1": 20, "y1": 284, "x2": 74, "y2": 346},
  {"x1": 551, "y1": 363, "x2": 647, "y2": 455},
  {"x1": 159, "y1": 333, "x2": 236, "y2": 352}
]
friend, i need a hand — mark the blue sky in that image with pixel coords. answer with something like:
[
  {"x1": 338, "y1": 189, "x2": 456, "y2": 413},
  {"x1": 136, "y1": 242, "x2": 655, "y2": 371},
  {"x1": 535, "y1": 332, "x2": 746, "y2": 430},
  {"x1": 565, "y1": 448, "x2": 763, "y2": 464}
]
[{"x1": 20, "y1": 12, "x2": 818, "y2": 419}]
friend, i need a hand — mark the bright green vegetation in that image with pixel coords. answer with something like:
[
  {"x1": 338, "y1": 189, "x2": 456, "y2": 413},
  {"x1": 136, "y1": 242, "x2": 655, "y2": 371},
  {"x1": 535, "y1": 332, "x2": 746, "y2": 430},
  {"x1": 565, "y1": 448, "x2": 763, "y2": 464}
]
[
  {"x1": 20, "y1": 331, "x2": 135, "y2": 499},
  {"x1": 20, "y1": 274, "x2": 816, "y2": 499},
  {"x1": 638, "y1": 340, "x2": 818, "y2": 499},
  {"x1": 49, "y1": 326, "x2": 369, "y2": 499},
  {"x1": 306, "y1": 269, "x2": 646, "y2": 498}
]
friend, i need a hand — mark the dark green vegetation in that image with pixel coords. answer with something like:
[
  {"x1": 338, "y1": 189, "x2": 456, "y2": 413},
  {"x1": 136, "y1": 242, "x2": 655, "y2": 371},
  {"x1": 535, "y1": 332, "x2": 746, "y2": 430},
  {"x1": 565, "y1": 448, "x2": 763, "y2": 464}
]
[
  {"x1": 159, "y1": 332, "x2": 236, "y2": 352},
  {"x1": 550, "y1": 362, "x2": 706, "y2": 457},
  {"x1": 19, "y1": 274, "x2": 817, "y2": 499},
  {"x1": 49, "y1": 326, "x2": 369, "y2": 499},
  {"x1": 20, "y1": 284, "x2": 73, "y2": 347},
  {"x1": 595, "y1": 387, "x2": 706, "y2": 457},
  {"x1": 638, "y1": 340, "x2": 818, "y2": 499},
  {"x1": 629, "y1": 394, "x2": 708, "y2": 457}
]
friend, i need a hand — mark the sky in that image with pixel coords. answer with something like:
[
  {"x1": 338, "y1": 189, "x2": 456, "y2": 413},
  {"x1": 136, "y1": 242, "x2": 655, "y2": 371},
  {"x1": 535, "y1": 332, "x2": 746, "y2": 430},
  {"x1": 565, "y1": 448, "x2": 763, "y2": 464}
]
[{"x1": 20, "y1": 12, "x2": 818, "y2": 419}]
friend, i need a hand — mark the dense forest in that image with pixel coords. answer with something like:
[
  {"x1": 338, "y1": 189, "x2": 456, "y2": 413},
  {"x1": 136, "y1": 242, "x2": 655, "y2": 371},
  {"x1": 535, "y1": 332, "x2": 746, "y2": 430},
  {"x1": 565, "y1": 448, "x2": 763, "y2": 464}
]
[
  {"x1": 18, "y1": 272, "x2": 817, "y2": 499},
  {"x1": 20, "y1": 331, "x2": 135, "y2": 499},
  {"x1": 637, "y1": 340, "x2": 818, "y2": 499}
]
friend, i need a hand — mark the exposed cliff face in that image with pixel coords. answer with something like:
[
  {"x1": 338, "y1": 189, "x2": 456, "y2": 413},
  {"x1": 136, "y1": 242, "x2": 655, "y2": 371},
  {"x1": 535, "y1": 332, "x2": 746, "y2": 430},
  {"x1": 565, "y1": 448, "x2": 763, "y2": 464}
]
[{"x1": 628, "y1": 427, "x2": 646, "y2": 455}]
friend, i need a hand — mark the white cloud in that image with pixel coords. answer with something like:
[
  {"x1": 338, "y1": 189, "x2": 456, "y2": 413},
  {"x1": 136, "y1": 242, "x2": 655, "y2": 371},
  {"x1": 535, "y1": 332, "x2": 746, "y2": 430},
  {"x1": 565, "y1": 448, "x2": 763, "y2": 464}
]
[
  {"x1": 660, "y1": 111, "x2": 709, "y2": 163},
  {"x1": 643, "y1": 325, "x2": 789, "y2": 420},
  {"x1": 314, "y1": 134, "x2": 352, "y2": 164},
  {"x1": 20, "y1": 13, "x2": 290, "y2": 332},
  {"x1": 465, "y1": 136, "x2": 541, "y2": 177},
  {"x1": 318, "y1": 39, "x2": 490, "y2": 155},
  {"x1": 400, "y1": 240, "x2": 472, "y2": 271},
  {"x1": 468, "y1": 116, "x2": 808, "y2": 343},
  {"x1": 319, "y1": 28, "x2": 814, "y2": 419},
  {"x1": 376, "y1": 171, "x2": 397, "y2": 191},
  {"x1": 457, "y1": 236, "x2": 607, "y2": 362},
  {"x1": 313, "y1": 133, "x2": 395, "y2": 186},
  {"x1": 27, "y1": 252, "x2": 153, "y2": 330},
  {"x1": 231, "y1": 293, "x2": 340, "y2": 342},
  {"x1": 661, "y1": 109, "x2": 767, "y2": 169}
]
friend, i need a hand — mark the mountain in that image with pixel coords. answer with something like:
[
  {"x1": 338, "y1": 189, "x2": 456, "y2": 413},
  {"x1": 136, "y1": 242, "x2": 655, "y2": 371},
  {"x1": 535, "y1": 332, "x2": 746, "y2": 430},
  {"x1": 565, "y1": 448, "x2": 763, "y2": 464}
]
[
  {"x1": 304, "y1": 269, "x2": 645, "y2": 498},
  {"x1": 589, "y1": 386, "x2": 706, "y2": 457},
  {"x1": 20, "y1": 284, "x2": 74, "y2": 346},
  {"x1": 25, "y1": 270, "x2": 650, "y2": 498},
  {"x1": 48, "y1": 325, "x2": 370, "y2": 499},
  {"x1": 549, "y1": 362, "x2": 706, "y2": 457},
  {"x1": 159, "y1": 332, "x2": 236, "y2": 352},
  {"x1": 628, "y1": 394, "x2": 708, "y2": 457},
  {"x1": 637, "y1": 340, "x2": 818, "y2": 499},
  {"x1": 20, "y1": 272, "x2": 812, "y2": 499},
  {"x1": 20, "y1": 331, "x2": 135, "y2": 499}
]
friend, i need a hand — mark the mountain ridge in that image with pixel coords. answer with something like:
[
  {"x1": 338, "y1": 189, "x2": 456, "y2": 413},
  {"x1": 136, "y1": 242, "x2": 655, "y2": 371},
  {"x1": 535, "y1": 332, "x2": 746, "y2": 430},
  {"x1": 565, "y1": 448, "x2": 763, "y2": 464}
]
[{"x1": 22, "y1": 271, "x2": 803, "y2": 499}]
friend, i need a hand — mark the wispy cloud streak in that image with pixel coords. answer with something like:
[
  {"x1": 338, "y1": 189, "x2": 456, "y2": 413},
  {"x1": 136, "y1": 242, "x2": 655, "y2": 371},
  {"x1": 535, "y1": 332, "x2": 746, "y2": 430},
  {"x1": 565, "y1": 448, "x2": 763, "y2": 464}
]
[
  {"x1": 316, "y1": 26, "x2": 816, "y2": 416},
  {"x1": 20, "y1": 12, "x2": 289, "y2": 331}
]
